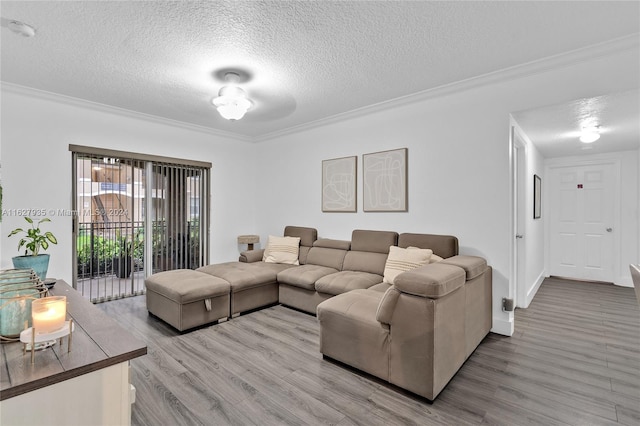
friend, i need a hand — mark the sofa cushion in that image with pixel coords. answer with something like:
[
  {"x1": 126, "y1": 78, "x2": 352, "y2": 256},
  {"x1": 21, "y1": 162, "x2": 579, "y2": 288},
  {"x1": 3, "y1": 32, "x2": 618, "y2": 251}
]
[
  {"x1": 298, "y1": 246, "x2": 311, "y2": 265},
  {"x1": 368, "y1": 282, "x2": 392, "y2": 293},
  {"x1": 350, "y1": 229, "x2": 398, "y2": 253},
  {"x1": 145, "y1": 270, "x2": 229, "y2": 304},
  {"x1": 343, "y1": 251, "x2": 389, "y2": 275},
  {"x1": 398, "y1": 233, "x2": 458, "y2": 259},
  {"x1": 306, "y1": 239, "x2": 350, "y2": 270},
  {"x1": 277, "y1": 265, "x2": 339, "y2": 290},
  {"x1": 284, "y1": 226, "x2": 318, "y2": 264},
  {"x1": 197, "y1": 261, "x2": 294, "y2": 292},
  {"x1": 394, "y1": 263, "x2": 465, "y2": 298},
  {"x1": 317, "y1": 289, "x2": 390, "y2": 379},
  {"x1": 284, "y1": 226, "x2": 317, "y2": 247},
  {"x1": 313, "y1": 238, "x2": 351, "y2": 250},
  {"x1": 315, "y1": 271, "x2": 383, "y2": 295},
  {"x1": 440, "y1": 255, "x2": 487, "y2": 280},
  {"x1": 375, "y1": 286, "x2": 401, "y2": 325},
  {"x1": 383, "y1": 246, "x2": 433, "y2": 284},
  {"x1": 239, "y1": 249, "x2": 265, "y2": 263},
  {"x1": 263, "y1": 235, "x2": 301, "y2": 265}
]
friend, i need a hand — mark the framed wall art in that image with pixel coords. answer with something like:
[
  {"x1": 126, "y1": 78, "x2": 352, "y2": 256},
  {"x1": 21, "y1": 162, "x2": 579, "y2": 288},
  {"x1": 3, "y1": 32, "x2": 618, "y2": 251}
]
[
  {"x1": 322, "y1": 156, "x2": 357, "y2": 212},
  {"x1": 363, "y1": 148, "x2": 408, "y2": 212},
  {"x1": 533, "y1": 174, "x2": 541, "y2": 219}
]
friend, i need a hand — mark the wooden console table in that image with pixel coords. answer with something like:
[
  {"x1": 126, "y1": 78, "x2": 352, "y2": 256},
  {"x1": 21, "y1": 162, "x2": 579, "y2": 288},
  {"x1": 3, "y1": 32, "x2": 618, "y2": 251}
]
[{"x1": 0, "y1": 280, "x2": 147, "y2": 425}]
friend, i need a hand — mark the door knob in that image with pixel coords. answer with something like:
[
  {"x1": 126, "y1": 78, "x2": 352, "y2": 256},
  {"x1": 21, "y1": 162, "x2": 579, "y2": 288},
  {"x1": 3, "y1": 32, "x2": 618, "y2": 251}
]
[
  {"x1": 515, "y1": 234, "x2": 524, "y2": 239},
  {"x1": 606, "y1": 228, "x2": 612, "y2": 232}
]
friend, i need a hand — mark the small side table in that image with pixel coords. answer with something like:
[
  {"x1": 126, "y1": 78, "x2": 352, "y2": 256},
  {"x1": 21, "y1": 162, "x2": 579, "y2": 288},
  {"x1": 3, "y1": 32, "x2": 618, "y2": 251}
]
[{"x1": 238, "y1": 235, "x2": 260, "y2": 251}]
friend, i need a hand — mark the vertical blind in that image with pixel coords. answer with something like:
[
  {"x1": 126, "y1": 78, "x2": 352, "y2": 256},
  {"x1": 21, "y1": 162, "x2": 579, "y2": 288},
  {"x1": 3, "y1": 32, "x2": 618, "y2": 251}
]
[{"x1": 150, "y1": 163, "x2": 210, "y2": 274}]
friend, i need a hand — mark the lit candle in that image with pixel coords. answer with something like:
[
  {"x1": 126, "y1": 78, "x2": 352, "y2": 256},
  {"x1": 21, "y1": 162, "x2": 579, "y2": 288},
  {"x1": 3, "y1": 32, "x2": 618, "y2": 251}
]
[{"x1": 31, "y1": 296, "x2": 67, "y2": 334}]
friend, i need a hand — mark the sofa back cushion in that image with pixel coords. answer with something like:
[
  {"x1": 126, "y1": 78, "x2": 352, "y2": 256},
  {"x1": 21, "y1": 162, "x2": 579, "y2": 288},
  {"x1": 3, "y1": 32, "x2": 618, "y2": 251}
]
[
  {"x1": 350, "y1": 229, "x2": 398, "y2": 253},
  {"x1": 343, "y1": 252, "x2": 389, "y2": 275},
  {"x1": 397, "y1": 233, "x2": 458, "y2": 259},
  {"x1": 343, "y1": 230, "x2": 399, "y2": 275},
  {"x1": 284, "y1": 226, "x2": 317, "y2": 246},
  {"x1": 284, "y1": 226, "x2": 318, "y2": 264},
  {"x1": 306, "y1": 239, "x2": 351, "y2": 270}
]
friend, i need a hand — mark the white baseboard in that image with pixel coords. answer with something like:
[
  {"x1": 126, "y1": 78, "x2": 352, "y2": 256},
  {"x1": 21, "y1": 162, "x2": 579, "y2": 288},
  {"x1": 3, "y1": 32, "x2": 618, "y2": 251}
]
[
  {"x1": 491, "y1": 317, "x2": 514, "y2": 336},
  {"x1": 525, "y1": 272, "x2": 546, "y2": 308},
  {"x1": 615, "y1": 276, "x2": 633, "y2": 288}
]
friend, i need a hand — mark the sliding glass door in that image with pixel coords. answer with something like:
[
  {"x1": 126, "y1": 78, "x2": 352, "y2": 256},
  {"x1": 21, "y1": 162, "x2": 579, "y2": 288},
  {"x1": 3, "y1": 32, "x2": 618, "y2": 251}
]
[{"x1": 71, "y1": 147, "x2": 210, "y2": 303}]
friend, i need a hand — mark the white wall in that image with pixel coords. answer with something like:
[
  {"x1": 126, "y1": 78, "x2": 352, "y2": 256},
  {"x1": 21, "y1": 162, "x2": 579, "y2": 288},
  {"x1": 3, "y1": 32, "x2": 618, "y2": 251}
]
[
  {"x1": 253, "y1": 47, "x2": 639, "y2": 336},
  {"x1": 527, "y1": 140, "x2": 547, "y2": 301},
  {"x1": 0, "y1": 87, "x2": 257, "y2": 283}
]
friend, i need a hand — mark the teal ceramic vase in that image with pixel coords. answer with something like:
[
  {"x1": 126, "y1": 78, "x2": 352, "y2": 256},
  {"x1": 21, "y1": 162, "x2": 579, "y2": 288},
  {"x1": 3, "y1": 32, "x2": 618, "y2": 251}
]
[{"x1": 12, "y1": 254, "x2": 50, "y2": 282}]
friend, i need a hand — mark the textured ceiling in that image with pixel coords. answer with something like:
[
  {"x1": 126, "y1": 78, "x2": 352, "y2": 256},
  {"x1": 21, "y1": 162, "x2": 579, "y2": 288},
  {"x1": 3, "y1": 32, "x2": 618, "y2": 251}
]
[
  {"x1": 1, "y1": 1, "x2": 639, "y2": 143},
  {"x1": 513, "y1": 90, "x2": 640, "y2": 158}
]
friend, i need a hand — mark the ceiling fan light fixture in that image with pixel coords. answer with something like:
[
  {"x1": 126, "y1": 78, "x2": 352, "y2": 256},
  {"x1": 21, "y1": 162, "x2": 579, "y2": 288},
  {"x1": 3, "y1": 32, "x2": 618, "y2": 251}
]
[
  {"x1": 579, "y1": 126, "x2": 600, "y2": 143},
  {"x1": 212, "y1": 72, "x2": 253, "y2": 121},
  {"x1": 8, "y1": 20, "x2": 36, "y2": 37}
]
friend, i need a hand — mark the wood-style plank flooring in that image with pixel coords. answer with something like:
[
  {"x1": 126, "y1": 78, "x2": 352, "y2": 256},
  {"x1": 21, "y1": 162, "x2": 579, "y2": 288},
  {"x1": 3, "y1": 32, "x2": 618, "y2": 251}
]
[{"x1": 97, "y1": 277, "x2": 640, "y2": 425}]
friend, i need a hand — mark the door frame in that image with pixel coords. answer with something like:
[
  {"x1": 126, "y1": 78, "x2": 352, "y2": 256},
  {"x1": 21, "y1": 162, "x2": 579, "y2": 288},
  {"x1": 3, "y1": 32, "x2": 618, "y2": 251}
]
[
  {"x1": 544, "y1": 155, "x2": 621, "y2": 284},
  {"x1": 511, "y1": 126, "x2": 528, "y2": 309}
]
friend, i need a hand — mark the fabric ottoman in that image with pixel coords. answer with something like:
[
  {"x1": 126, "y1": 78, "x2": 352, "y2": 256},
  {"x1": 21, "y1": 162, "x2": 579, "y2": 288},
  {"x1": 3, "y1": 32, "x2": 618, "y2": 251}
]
[{"x1": 145, "y1": 270, "x2": 230, "y2": 331}]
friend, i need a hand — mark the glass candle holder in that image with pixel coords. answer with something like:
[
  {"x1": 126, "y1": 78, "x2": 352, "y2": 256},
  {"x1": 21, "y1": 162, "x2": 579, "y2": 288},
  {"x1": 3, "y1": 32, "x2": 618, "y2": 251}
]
[{"x1": 31, "y1": 296, "x2": 67, "y2": 334}]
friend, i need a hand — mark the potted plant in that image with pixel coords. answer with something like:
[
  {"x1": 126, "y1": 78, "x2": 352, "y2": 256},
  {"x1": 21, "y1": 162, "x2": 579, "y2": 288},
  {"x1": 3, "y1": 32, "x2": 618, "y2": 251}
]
[
  {"x1": 8, "y1": 217, "x2": 58, "y2": 281},
  {"x1": 113, "y1": 229, "x2": 142, "y2": 279}
]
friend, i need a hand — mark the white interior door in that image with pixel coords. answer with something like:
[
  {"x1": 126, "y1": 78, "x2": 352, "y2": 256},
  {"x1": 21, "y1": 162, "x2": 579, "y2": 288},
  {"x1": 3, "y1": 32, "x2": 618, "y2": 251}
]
[{"x1": 548, "y1": 163, "x2": 617, "y2": 282}]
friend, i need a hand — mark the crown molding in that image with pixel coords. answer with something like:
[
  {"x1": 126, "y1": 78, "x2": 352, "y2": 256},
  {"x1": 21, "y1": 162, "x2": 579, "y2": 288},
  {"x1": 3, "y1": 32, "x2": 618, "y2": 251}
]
[
  {"x1": 0, "y1": 82, "x2": 254, "y2": 143},
  {"x1": 255, "y1": 34, "x2": 640, "y2": 143}
]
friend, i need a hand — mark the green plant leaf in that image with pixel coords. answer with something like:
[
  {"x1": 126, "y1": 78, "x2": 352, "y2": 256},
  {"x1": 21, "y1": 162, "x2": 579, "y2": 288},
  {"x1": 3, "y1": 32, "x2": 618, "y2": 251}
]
[
  {"x1": 45, "y1": 232, "x2": 58, "y2": 244},
  {"x1": 24, "y1": 217, "x2": 33, "y2": 224},
  {"x1": 41, "y1": 240, "x2": 49, "y2": 251},
  {"x1": 8, "y1": 228, "x2": 24, "y2": 237},
  {"x1": 39, "y1": 218, "x2": 51, "y2": 224}
]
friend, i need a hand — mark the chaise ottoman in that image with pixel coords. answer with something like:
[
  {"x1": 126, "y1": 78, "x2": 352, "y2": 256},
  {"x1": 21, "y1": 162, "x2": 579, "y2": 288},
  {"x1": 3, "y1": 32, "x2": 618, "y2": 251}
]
[{"x1": 145, "y1": 270, "x2": 230, "y2": 331}]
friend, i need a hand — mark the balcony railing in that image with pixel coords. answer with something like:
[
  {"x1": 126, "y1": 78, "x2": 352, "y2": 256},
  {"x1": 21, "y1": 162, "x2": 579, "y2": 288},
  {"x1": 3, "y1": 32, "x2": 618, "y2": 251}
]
[{"x1": 76, "y1": 220, "x2": 201, "y2": 303}]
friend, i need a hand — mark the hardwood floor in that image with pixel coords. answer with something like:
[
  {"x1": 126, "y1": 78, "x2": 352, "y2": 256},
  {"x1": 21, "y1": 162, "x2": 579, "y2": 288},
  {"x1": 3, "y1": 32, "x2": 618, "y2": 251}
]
[{"x1": 97, "y1": 277, "x2": 640, "y2": 425}]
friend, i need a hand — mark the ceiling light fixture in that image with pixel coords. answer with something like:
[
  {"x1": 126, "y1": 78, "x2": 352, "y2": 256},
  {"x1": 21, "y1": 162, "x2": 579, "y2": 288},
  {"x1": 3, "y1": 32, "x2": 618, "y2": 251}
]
[
  {"x1": 8, "y1": 20, "x2": 36, "y2": 37},
  {"x1": 212, "y1": 72, "x2": 253, "y2": 121},
  {"x1": 579, "y1": 126, "x2": 601, "y2": 143}
]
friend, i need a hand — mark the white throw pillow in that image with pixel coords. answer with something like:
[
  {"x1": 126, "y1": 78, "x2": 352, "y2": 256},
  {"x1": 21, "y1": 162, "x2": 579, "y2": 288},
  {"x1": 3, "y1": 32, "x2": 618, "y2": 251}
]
[
  {"x1": 263, "y1": 235, "x2": 301, "y2": 265},
  {"x1": 383, "y1": 246, "x2": 432, "y2": 284},
  {"x1": 408, "y1": 246, "x2": 443, "y2": 263}
]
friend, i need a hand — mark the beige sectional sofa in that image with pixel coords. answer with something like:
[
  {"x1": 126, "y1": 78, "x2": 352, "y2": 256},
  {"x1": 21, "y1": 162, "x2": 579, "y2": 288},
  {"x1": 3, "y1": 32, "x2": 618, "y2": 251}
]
[
  {"x1": 145, "y1": 225, "x2": 492, "y2": 400},
  {"x1": 317, "y1": 233, "x2": 492, "y2": 400}
]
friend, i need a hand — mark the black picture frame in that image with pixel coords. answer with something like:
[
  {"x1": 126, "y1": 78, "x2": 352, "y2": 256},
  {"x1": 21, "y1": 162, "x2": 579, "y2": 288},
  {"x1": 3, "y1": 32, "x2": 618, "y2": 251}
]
[{"x1": 533, "y1": 174, "x2": 541, "y2": 219}]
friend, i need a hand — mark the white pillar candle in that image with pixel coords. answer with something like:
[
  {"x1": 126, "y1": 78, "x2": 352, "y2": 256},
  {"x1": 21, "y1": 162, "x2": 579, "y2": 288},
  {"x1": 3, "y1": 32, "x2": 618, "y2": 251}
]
[{"x1": 31, "y1": 296, "x2": 67, "y2": 334}]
